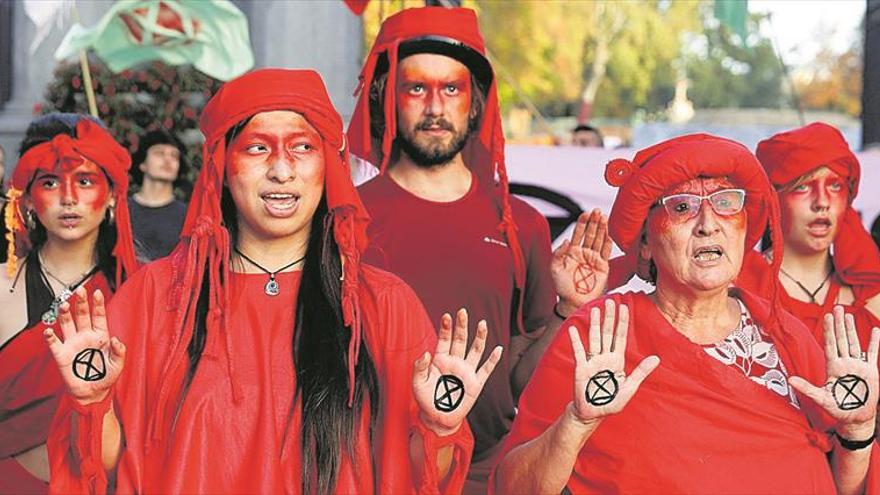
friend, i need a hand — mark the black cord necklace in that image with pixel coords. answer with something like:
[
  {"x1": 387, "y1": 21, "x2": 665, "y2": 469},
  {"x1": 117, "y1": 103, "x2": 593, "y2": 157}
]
[
  {"x1": 233, "y1": 248, "x2": 306, "y2": 296},
  {"x1": 37, "y1": 253, "x2": 100, "y2": 325},
  {"x1": 779, "y1": 267, "x2": 834, "y2": 304}
]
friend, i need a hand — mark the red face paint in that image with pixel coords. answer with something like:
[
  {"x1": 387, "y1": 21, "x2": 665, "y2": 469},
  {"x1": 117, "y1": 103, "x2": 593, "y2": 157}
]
[
  {"x1": 394, "y1": 53, "x2": 473, "y2": 161},
  {"x1": 225, "y1": 110, "x2": 326, "y2": 244},
  {"x1": 779, "y1": 166, "x2": 848, "y2": 254},
  {"x1": 645, "y1": 176, "x2": 747, "y2": 293},
  {"x1": 27, "y1": 159, "x2": 112, "y2": 242}
]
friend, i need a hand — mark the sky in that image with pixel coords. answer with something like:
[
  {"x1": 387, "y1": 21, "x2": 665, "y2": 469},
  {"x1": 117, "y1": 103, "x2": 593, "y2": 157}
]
[{"x1": 750, "y1": 0, "x2": 864, "y2": 68}]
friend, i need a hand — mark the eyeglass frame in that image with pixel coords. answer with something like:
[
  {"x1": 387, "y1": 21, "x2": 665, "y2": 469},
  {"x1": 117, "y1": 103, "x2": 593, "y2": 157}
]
[{"x1": 655, "y1": 188, "x2": 747, "y2": 220}]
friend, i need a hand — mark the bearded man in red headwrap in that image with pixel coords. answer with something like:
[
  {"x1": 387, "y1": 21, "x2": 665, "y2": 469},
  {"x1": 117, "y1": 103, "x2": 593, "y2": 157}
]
[
  {"x1": 41, "y1": 69, "x2": 503, "y2": 494},
  {"x1": 348, "y1": 9, "x2": 607, "y2": 491},
  {"x1": 492, "y1": 135, "x2": 879, "y2": 494},
  {"x1": 739, "y1": 122, "x2": 880, "y2": 349},
  {"x1": 0, "y1": 114, "x2": 138, "y2": 493}
]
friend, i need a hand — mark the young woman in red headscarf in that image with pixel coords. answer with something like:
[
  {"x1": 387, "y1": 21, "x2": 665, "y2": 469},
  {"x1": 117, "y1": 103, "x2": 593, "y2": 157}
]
[
  {"x1": 42, "y1": 69, "x2": 500, "y2": 495},
  {"x1": 0, "y1": 114, "x2": 138, "y2": 493},
  {"x1": 740, "y1": 122, "x2": 880, "y2": 349},
  {"x1": 492, "y1": 135, "x2": 879, "y2": 494}
]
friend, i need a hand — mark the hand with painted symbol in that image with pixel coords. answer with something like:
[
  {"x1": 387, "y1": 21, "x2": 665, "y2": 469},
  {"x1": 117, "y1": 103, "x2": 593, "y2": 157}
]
[
  {"x1": 552, "y1": 209, "x2": 613, "y2": 317},
  {"x1": 43, "y1": 286, "x2": 126, "y2": 405},
  {"x1": 789, "y1": 306, "x2": 879, "y2": 436},
  {"x1": 413, "y1": 308, "x2": 503, "y2": 436},
  {"x1": 568, "y1": 299, "x2": 660, "y2": 423}
]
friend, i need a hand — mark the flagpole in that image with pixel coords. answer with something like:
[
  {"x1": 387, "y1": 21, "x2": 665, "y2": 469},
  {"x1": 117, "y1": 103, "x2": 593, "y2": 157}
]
[{"x1": 71, "y1": 1, "x2": 99, "y2": 118}]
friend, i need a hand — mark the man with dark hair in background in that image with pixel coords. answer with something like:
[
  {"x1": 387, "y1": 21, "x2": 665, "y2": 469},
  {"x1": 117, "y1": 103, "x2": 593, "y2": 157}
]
[
  {"x1": 128, "y1": 130, "x2": 187, "y2": 260},
  {"x1": 571, "y1": 124, "x2": 604, "y2": 148}
]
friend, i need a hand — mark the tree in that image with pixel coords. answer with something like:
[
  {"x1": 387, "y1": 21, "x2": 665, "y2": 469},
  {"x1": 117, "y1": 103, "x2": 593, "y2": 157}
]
[
  {"x1": 795, "y1": 36, "x2": 862, "y2": 117},
  {"x1": 685, "y1": 10, "x2": 786, "y2": 109}
]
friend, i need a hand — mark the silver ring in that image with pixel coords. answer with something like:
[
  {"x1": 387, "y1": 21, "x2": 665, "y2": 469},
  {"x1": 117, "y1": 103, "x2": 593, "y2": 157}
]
[{"x1": 860, "y1": 351, "x2": 868, "y2": 362}]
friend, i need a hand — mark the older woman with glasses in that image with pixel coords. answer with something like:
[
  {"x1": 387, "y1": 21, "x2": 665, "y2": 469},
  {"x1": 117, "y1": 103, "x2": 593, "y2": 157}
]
[{"x1": 491, "y1": 134, "x2": 879, "y2": 494}]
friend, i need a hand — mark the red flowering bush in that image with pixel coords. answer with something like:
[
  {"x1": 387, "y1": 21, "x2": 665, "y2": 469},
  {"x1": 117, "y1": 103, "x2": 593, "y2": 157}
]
[{"x1": 39, "y1": 58, "x2": 223, "y2": 196}]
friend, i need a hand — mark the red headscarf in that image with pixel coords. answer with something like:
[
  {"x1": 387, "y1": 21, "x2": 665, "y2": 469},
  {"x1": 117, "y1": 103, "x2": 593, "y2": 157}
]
[
  {"x1": 605, "y1": 134, "x2": 784, "y2": 302},
  {"x1": 756, "y1": 122, "x2": 880, "y2": 298},
  {"x1": 347, "y1": 7, "x2": 530, "y2": 332},
  {"x1": 4, "y1": 117, "x2": 138, "y2": 286},
  {"x1": 148, "y1": 69, "x2": 370, "y2": 442}
]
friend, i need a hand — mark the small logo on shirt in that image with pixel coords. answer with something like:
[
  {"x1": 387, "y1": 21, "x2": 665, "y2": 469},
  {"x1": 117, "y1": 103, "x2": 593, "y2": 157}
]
[{"x1": 483, "y1": 236, "x2": 508, "y2": 247}]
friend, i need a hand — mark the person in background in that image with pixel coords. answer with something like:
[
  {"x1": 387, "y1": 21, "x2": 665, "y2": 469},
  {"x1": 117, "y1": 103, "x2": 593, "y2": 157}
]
[
  {"x1": 128, "y1": 130, "x2": 187, "y2": 260},
  {"x1": 571, "y1": 124, "x2": 604, "y2": 148}
]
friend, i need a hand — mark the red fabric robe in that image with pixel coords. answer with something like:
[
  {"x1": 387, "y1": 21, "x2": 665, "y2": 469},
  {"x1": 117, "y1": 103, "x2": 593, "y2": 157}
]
[
  {"x1": 492, "y1": 290, "x2": 880, "y2": 493},
  {"x1": 46, "y1": 260, "x2": 472, "y2": 494},
  {"x1": 0, "y1": 273, "x2": 112, "y2": 494},
  {"x1": 739, "y1": 251, "x2": 880, "y2": 348}
]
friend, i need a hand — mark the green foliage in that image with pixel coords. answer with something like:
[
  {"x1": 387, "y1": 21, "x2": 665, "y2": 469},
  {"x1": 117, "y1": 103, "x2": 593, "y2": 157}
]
[
  {"x1": 38, "y1": 58, "x2": 223, "y2": 194},
  {"x1": 686, "y1": 11, "x2": 785, "y2": 109},
  {"x1": 476, "y1": 0, "x2": 701, "y2": 119}
]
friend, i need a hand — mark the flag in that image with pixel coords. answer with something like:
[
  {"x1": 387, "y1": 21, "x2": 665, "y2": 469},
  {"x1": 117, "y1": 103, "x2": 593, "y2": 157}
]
[
  {"x1": 714, "y1": 0, "x2": 749, "y2": 41},
  {"x1": 343, "y1": 0, "x2": 370, "y2": 16},
  {"x1": 55, "y1": 0, "x2": 254, "y2": 81},
  {"x1": 23, "y1": 0, "x2": 74, "y2": 54}
]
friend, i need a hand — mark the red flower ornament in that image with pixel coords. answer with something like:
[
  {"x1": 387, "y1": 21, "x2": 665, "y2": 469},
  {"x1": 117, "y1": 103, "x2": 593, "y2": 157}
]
[{"x1": 605, "y1": 158, "x2": 635, "y2": 187}]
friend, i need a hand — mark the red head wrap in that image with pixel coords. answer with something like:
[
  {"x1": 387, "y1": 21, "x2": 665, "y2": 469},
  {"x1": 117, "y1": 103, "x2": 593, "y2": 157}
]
[
  {"x1": 605, "y1": 134, "x2": 784, "y2": 302},
  {"x1": 148, "y1": 69, "x2": 370, "y2": 443},
  {"x1": 347, "y1": 6, "x2": 530, "y2": 332},
  {"x1": 756, "y1": 122, "x2": 880, "y2": 298},
  {"x1": 4, "y1": 118, "x2": 138, "y2": 286}
]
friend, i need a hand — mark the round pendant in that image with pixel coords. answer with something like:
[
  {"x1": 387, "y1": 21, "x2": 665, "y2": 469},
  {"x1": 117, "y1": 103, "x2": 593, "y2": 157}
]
[
  {"x1": 42, "y1": 309, "x2": 57, "y2": 325},
  {"x1": 264, "y1": 278, "x2": 280, "y2": 296}
]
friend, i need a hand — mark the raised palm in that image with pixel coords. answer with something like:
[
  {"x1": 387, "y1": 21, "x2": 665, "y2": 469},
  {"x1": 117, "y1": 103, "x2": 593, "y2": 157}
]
[
  {"x1": 569, "y1": 299, "x2": 660, "y2": 422},
  {"x1": 44, "y1": 287, "x2": 125, "y2": 405},
  {"x1": 413, "y1": 309, "x2": 502, "y2": 435},
  {"x1": 552, "y1": 209, "x2": 613, "y2": 315},
  {"x1": 790, "y1": 306, "x2": 879, "y2": 427}
]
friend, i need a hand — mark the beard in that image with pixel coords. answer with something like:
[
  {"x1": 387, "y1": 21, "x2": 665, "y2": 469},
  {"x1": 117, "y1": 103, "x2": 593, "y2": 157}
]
[{"x1": 397, "y1": 117, "x2": 471, "y2": 168}]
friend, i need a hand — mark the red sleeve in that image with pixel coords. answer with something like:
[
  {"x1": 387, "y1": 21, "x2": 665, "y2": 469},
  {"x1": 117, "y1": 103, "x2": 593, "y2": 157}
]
[
  {"x1": 514, "y1": 199, "x2": 556, "y2": 335},
  {"x1": 488, "y1": 295, "x2": 617, "y2": 494},
  {"x1": 47, "y1": 391, "x2": 114, "y2": 495},
  {"x1": 365, "y1": 267, "x2": 474, "y2": 495},
  {"x1": 47, "y1": 263, "x2": 163, "y2": 495}
]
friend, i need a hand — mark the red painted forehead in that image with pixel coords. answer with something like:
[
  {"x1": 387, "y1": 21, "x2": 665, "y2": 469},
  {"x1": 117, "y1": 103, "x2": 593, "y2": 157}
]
[
  {"x1": 397, "y1": 53, "x2": 472, "y2": 81},
  {"x1": 30, "y1": 158, "x2": 106, "y2": 182},
  {"x1": 663, "y1": 176, "x2": 737, "y2": 196}
]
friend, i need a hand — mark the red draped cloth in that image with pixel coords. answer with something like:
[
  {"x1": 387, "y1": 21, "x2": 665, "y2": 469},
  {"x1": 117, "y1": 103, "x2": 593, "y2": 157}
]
[
  {"x1": 740, "y1": 251, "x2": 880, "y2": 349},
  {"x1": 47, "y1": 260, "x2": 472, "y2": 494},
  {"x1": 0, "y1": 274, "x2": 111, "y2": 494},
  {"x1": 492, "y1": 290, "x2": 880, "y2": 493}
]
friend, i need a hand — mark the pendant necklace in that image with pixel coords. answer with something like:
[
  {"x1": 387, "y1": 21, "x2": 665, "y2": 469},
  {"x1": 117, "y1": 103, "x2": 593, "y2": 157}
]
[
  {"x1": 38, "y1": 253, "x2": 99, "y2": 325},
  {"x1": 779, "y1": 267, "x2": 834, "y2": 304},
  {"x1": 233, "y1": 248, "x2": 306, "y2": 296}
]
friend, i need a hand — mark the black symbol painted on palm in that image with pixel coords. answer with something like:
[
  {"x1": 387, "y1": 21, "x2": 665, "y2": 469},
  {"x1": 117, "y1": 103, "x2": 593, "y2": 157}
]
[
  {"x1": 73, "y1": 348, "x2": 107, "y2": 382},
  {"x1": 434, "y1": 374, "x2": 465, "y2": 412},
  {"x1": 585, "y1": 370, "x2": 619, "y2": 406},
  {"x1": 832, "y1": 374, "x2": 870, "y2": 410}
]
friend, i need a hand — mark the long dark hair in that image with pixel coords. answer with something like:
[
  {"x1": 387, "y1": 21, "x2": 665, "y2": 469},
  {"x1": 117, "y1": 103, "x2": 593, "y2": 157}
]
[
  {"x1": 18, "y1": 113, "x2": 120, "y2": 292},
  {"x1": 186, "y1": 121, "x2": 379, "y2": 494}
]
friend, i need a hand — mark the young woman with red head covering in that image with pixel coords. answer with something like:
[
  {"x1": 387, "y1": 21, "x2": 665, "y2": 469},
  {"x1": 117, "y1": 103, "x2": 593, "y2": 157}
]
[
  {"x1": 740, "y1": 122, "x2": 880, "y2": 349},
  {"x1": 492, "y1": 135, "x2": 879, "y2": 494},
  {"x1": 42, "y1": 69, "x2": 501, "y2": 494},
  {"x1": 0, "y1": 113, "x2": 138, "y2": 493}
]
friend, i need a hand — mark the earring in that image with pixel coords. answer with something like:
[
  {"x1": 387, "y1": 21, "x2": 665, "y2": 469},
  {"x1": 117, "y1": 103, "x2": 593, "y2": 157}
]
[
  {"x1": 107, "y1": 206, "x2": 116, "y2": 225},
  {"x1": 25, "y1": 210, "x2": 37, "y2": 230}
]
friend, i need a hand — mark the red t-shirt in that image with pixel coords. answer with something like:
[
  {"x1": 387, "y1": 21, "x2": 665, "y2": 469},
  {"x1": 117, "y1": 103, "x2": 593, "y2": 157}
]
[{"x1": 358, "y1": 173, "x2": 556, "y2": 457}]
